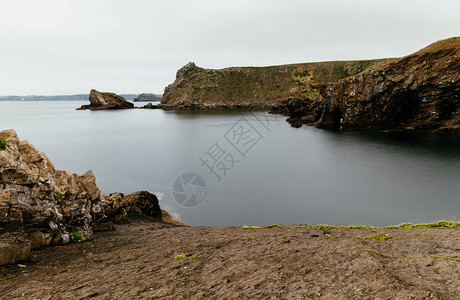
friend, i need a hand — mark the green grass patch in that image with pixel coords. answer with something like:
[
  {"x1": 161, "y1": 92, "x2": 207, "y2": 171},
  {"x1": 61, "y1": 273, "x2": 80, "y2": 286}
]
[
  {"x1": 54, "y1": 191, "x2": 65, "y2": 200},
  {"x1": 292, "y1": 79, "x2": 306, "y2": 86},
  {"x1": 303, "y1": 90, "x2": 319, "y2": 99},
  {"x1": 365, "y1": 247, "x2": 388, "y2": 258},
  {"x1": 172, "y1": 253, "x2": 187, "y2": 259},
  {"x1": 192, "y1": 85, "x2": 201, "y2": 94},
  {"x1": 430, "y1": 49, "x2": 442, "y2": 54},
  {"x1": 266, "y1": 224, "x2": 283, "y2": 228},
  {"x1": 356, "y1": 232, "x2": 395, "y2": 241},
  {"x1": 385, "y1": 220, "x2": 460, "y2": 229},
  {"x1": 0, "y1": 138, "x2": 7, "y2": 150},
  {"x1": 332, "y1": 64, "x2": 351, "y2": 80},
  {"x1": 297, "y1": 224, "x2": 374, "y2": 229},
  {"x1": 172, "y1": 252, "x2": 195, "y2": 259},
  {"x1": 295, "y1": 220, "x2": 459, "y2": 230},
  {"x1": 431, "y1": 255, "x2": 460, "y2": 262},
  {"x1": 242, "y1": 225, "x2": 261, "y2": 229},
  {"x1": 69, "y1": 231, "x2": 84, "y2": 243},
  {"x1": 294, "y1": 70, "x2": 311, "y2": 77}
]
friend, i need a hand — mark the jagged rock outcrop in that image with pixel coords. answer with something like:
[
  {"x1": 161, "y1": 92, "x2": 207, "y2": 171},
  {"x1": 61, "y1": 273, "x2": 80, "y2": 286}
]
[
  {"x1": 280, "y1": 37, "x2": 460, "y2": 131},
  {"x1": 77, "y1": 89, "x2": 134, "y2": 110},
  {"x1": 92, "y1": 191, "x2": 161, "y2": 224},
  {"x1": 0, "y1": 129, "x2": 97, "y2": 265},
  {"x1": 271, "y1": 97, "x2": 325, "y2": 128},
  {"x1": 0, "y1": 129, "x2": 162, "y2": 265},
  {"x1": 133, "y1": 93, "x2": 161, "y2": 102},
  {"x1": 161, "y1": 60, "x2": 383, "y2": 109}
]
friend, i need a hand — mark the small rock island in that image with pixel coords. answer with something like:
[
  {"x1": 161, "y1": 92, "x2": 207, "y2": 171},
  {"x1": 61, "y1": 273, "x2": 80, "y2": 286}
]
[
  {"x1": 77, "y1": 89, "x2": 134, "y2": 110},
  {"x1": 133, "y1": 93, "x2": 161, "y2": 102}
]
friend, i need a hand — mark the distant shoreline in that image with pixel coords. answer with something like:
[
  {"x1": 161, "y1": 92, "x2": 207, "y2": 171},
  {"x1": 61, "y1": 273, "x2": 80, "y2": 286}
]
[
  {"x1": 0, "y1": 93, "x2": 161, "y2": 102},
  {"x1": 0, "y1": 99, "x2": 88, "y2": 101}
]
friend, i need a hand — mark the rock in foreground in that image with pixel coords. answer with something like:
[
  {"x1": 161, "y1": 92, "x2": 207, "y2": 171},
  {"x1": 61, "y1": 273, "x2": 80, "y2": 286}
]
[
  {"x1": 0, "y1": 129, "x2": 161, "y2": 265},
  {"x1": 77, "y1": 89, "x2": 134, "y2": 110}
]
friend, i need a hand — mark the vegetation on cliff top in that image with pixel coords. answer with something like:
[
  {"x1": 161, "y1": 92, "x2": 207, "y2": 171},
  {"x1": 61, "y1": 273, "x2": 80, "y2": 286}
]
[
  {"x1": 161, "y1": 59, "x2": 387, "y2": 107},
  {"x1": 378, "y1": 36, "x2": 460, "y2": 68},
  {"x1": 415, "y1": 36, "x2": 460, "y2": 55}
]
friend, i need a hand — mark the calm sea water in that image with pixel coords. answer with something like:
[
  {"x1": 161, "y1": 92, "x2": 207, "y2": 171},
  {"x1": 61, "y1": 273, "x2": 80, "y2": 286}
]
[{"x1": 1, "y1": 101, "x2": 459, "y2": 226}]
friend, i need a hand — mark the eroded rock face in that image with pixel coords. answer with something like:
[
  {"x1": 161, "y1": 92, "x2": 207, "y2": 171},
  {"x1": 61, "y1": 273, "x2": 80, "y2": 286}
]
[
  {"x1": 78, "y1": 89, "x2": 134, "y2": 110},
  {"x1": 0, "y1": 130, "x2": 99, "y2": 263},
  {"x1": 271, "y1": 96, "x2": 325, "y2": 128},
  {"x1": 0, "y1": 129, "x2": 162, "y2": 265},
  {"x1": 281, "y1": 37, "x2": 460, "y2": 131}
]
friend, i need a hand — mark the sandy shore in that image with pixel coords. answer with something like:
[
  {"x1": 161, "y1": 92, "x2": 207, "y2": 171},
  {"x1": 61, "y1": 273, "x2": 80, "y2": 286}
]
[{"x1": 1, "y1": 219, "x2": 459, "y2": 299}]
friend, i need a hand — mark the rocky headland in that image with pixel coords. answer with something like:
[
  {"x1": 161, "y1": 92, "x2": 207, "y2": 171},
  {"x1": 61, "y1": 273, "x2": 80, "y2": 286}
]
[
  {"x1": 77, "y1": 89, "x2": 134, "y2": 110},
  {"x1": 161, "y1": 60, "x2": 385, "y2": 109},
  {"x1": 0, "y1": 129, "x2": 163, "y2": 265},
  {"x1": 274, "y1": 37, "x2": 460, "y2": 131},
  {"x1": 161, "y1": 38, "x2": 459, "y2": 131}
]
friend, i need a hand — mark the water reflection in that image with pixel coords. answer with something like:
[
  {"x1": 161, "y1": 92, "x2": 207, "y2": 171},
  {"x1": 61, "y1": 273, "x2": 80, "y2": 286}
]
[{"x1": 1, "y1": 102, "x2": 459, "y2": 227}]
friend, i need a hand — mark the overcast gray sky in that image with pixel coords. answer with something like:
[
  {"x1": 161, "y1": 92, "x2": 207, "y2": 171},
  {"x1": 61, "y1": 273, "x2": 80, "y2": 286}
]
[{"x1": 0, "y1": 0, "x2": 459, "y2": 95}]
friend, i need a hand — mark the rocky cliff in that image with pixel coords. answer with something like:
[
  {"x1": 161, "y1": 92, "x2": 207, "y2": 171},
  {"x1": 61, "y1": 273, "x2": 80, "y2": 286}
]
[
  {"x1": 78, "y1": 89, "x2": 134, "y2": 110},
  {"x1": 278, "y1": 37, "x2": 460, "y2": 130},
  {"x1": 161, "y1": 60, "x2": 385, "y2": 109},
  {"x1": 0, "y1": 129, "x2": 162, "y2": 265}
]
